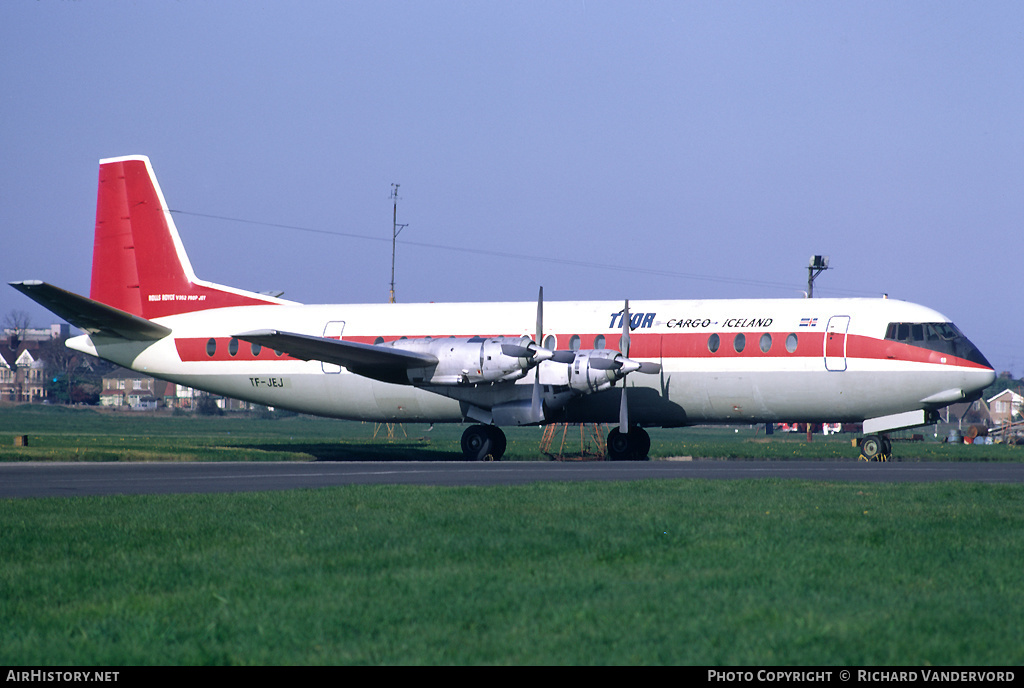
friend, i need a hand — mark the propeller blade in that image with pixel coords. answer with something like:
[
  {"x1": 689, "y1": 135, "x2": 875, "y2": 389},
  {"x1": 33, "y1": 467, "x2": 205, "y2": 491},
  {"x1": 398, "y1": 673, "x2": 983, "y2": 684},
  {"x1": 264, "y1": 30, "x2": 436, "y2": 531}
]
[
  {"x1": 620, "y1": 299, "x2": 630, "y2": 356},
  {"x1": 501, "y1": 343, "x2": 535, "y2": 358},
  {"x1": 536, "y1": 286, "x2": 543, "y2": 347},
  {"x1": 637, "y1": 361, "x2": 662, "y2": 374},
  {"x1": 550, "y1": 350, "x2": 577, "y2": 364},
  {"x1": 588, "y1": 357, "x2": 623, "y2": 371},
  {"x1": 619, "y1": 375, "x2": 629, "y2": 434},
  {"x1": 619, "y1": 299, "x2": 631, "y2": 433},
  {"x1": 532, "y1": 286, "x2": 543, "y2": 421}
]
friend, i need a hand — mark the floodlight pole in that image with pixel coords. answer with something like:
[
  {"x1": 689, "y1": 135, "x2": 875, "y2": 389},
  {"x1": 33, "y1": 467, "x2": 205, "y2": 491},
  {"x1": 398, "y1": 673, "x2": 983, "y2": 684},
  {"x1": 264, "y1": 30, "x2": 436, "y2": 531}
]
[{"x1": 807, "y1": 255, "x2": 830, "y2": 298}]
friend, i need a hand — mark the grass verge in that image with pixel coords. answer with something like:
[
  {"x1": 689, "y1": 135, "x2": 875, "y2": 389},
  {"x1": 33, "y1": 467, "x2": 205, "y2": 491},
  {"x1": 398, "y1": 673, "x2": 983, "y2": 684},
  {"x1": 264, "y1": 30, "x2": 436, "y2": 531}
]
[
  {"x1": 2, "y1": 479, "x2": 1022, "y2": 665},
  {"x1": 0, "y1": 405, "x2": 1020, "y2": 462}
]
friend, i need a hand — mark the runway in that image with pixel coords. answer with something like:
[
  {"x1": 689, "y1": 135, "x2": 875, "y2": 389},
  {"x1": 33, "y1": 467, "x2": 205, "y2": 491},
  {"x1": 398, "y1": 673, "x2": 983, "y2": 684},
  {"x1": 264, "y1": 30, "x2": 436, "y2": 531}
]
[{"x1": 2, "y1": 459, "x2": 1023, "y2": 498}]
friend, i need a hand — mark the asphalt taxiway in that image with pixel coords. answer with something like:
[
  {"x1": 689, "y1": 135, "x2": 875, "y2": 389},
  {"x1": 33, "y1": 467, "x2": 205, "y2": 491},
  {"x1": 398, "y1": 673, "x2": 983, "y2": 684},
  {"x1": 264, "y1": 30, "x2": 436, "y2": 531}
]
[{"x1": 2, "y1": 459, "x2": 1023, "y2": 498}]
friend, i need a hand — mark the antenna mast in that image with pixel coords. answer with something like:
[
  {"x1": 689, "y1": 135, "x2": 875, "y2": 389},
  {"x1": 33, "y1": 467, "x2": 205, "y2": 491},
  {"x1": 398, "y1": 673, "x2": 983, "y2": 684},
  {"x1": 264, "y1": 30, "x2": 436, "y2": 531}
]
[{"x1": 389, "y1": 183, "x2": 408, "y2": 303}]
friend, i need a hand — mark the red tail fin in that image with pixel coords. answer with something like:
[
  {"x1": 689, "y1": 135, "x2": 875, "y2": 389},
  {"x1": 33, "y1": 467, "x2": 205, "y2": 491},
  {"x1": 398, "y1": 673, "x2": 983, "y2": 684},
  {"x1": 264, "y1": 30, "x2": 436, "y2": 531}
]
[{"x1": 90, "y1": 156, "x2": 290, "y2": 319}]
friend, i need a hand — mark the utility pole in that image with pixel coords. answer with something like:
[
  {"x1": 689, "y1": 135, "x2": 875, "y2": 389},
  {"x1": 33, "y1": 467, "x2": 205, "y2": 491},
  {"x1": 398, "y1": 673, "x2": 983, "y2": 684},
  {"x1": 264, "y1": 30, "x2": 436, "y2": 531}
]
[
  {"x1": 807, "y1": 255, "x2": 829, "y2": 298},
  {"x1": 389, "y1": 183, "x2": 408, "y2": 303}
]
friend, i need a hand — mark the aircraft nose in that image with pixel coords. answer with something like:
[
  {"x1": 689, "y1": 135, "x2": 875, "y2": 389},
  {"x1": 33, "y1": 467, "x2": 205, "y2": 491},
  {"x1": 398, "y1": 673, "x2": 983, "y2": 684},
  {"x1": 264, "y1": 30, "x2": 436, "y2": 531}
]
[{"x1": 964, "y1": 366, "x2": 996, "y2": 401}]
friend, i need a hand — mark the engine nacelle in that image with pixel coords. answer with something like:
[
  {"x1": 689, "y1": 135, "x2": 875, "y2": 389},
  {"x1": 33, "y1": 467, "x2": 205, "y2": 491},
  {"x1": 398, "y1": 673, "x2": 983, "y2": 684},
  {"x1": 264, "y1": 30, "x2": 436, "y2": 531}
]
[
  {"x1": 383, "y1": 336, "x2": 533, "y2": 385},
  {"x1": 567, "y1": 349, "x2": 630, "y2": 394}
]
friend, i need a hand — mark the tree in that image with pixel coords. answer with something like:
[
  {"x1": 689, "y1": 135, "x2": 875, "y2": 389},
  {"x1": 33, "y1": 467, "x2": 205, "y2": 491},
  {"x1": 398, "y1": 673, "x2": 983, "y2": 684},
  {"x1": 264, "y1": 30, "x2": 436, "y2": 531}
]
[{"x1": 3, "y1": 310, "x2": 31, "y2": 349}]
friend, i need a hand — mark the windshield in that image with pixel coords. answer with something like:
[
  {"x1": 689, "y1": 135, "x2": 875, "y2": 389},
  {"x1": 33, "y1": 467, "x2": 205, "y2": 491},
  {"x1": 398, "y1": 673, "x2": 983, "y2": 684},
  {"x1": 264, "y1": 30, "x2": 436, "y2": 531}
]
[{"x1": 884, "y1": 321, "x2": 991, "y2": 368}]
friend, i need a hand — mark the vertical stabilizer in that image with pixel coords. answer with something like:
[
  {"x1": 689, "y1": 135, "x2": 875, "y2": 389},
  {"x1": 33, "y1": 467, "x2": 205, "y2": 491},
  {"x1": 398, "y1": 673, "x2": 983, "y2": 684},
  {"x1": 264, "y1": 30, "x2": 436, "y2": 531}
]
[{"x1": 90, "y1": 156, "x2": 290, "y2": 319}]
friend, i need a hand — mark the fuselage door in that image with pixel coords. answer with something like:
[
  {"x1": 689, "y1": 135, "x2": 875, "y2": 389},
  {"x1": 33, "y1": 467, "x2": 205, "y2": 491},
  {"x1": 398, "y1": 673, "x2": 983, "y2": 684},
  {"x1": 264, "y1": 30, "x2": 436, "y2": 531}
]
[
  {"x1": 824, "y1": 316, "x2": 850, "y2": 372},
  {"x1": 322, "y1": 321, "x2": 346, "y2": 373}
]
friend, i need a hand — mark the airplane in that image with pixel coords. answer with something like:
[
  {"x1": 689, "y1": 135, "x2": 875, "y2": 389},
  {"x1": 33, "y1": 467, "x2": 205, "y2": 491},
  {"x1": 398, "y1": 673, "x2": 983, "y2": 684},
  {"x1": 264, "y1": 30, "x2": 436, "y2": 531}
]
[{"x1": 11, "y1": 155, "x2": 996, "y2": 461}]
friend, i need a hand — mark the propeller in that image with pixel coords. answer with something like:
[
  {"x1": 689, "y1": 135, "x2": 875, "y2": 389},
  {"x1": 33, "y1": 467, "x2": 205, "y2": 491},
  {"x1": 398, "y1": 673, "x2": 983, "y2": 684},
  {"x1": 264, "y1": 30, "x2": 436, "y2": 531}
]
[
  {"x1": 619, "y1": 300, "x2": 631, "y2": 435},
  {"x1": 494, "y1": 287, "x2": 573, "y2": 423},
  {"x1": 616, "y1": 299, "x2": 662, "y2": 434},
  {"x1": 500, "y1": 288, "x2": 575, "y2": 365},
  {"x1": 532, "y1": 286, "x2": 543, "y2": 419}
]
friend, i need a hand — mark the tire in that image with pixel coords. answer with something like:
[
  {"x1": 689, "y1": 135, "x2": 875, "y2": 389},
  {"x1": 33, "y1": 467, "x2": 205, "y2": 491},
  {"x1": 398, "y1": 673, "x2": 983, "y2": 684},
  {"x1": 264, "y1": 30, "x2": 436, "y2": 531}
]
[
  {"x1": 607, "y1": 427, "x2": 650, "y2": 461},
  {"x1": 461, "y1": 425, "x2": 494, "y2": 461},
  {"x1": 607, "y1": 427, "x2": 631, "y2": 460},
  {"x1": 860, "y1": 435, "x2": 884, "y2": 461},
  {"x1": 486, "y1": 426, "x2": 507, "y2": 460}
]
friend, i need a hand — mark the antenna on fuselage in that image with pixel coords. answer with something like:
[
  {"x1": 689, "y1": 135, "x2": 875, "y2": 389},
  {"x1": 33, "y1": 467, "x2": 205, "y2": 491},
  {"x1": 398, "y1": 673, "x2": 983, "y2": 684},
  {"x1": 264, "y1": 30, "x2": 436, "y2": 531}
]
[{"x1": 389, "y1": 183, "x2": 408, "y2": 304}]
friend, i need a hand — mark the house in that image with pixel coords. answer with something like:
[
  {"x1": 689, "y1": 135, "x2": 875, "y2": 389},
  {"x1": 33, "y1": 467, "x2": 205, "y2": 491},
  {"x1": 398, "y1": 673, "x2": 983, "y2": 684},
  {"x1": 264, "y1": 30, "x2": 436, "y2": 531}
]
[
  {"x1": 0, "y1": 348, "x2": 47, "y2": 403},
  {"x1": 99, "y1": 370, "x2": 174, "y2": 409},
  {"x1": 987, "y1": 389, "x2": 1023, "y2": 426},
  {"x1": 0, "y1": 323, "x2": 73, "y2": 403},
  {"x1": 99, "y1": 370, "x2": 241, "y2": 411}
]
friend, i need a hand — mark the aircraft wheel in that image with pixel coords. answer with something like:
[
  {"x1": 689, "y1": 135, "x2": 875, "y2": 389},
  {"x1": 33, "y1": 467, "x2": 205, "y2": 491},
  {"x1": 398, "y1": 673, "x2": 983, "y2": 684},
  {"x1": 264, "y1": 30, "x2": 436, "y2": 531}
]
[
  {"x1": 607, "y1": 427, "x2": 630, "y2": 460},
  {"x1": 607, "y1": 427, "x2": 650, "y2": 461},
  {"x1": 461, "y1": 424, "x2": 503, "y2": 461},
  {"x1": 634, "y1": 427, "x2": 651, "y2": 459},
  {"x1": 860, "y1": 434, "x2": 885, "y2": 462},
  {"x1": 487, "y1": 426, "x2": 507, "y2": 460}
]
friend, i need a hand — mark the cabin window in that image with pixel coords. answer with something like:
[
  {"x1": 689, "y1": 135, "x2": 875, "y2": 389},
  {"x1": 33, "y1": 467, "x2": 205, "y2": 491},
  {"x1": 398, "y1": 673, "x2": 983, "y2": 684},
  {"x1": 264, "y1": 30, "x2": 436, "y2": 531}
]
[
  {"x1": 708, "y1": 333, "x2": 720, "y2": 353},
  {"x1": 206, "y1": 338, "x2": 216, "y2": 357},
  {"x1": 250, "y1": 342, "x2": 262, "y2": 357},
  {"x1": 228, "y1": 338, "x2": 239, "y2": 357},
  {"x1": 569, "y1": 335, "x2": 581, "y2": 351},
  {"x1": 786, "y1": 333, "x2": 798, "y2": 353},
  {"x1": 374, "y1": 337, "x2": 384, "y2": 345},
  {"x1": 594, "y1": 335, "x2": 606, "y2": 349},
  {"x1": 543, "y1": 335, "x2": 556, "y2": 350},
  {"x1": 733, "y1": 333, "x2": 746, "y2": 353},
  {"x1": 759, "y1": 333, "x2": 772, "y2": 353}
]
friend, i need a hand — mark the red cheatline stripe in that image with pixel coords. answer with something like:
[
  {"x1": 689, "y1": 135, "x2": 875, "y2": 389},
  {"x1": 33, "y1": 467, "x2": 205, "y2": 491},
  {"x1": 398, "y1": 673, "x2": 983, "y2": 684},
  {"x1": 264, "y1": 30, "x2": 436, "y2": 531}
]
[{"x1": 173, "y1": 332, "x2": 990, "y2": 370}]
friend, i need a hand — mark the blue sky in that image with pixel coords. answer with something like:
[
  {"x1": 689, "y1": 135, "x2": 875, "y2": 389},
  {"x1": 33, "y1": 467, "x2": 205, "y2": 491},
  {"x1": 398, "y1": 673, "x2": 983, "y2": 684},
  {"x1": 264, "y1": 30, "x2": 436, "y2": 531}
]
[{"x1": 2, "y1": 2, "x2": 1021, "y2": 374}]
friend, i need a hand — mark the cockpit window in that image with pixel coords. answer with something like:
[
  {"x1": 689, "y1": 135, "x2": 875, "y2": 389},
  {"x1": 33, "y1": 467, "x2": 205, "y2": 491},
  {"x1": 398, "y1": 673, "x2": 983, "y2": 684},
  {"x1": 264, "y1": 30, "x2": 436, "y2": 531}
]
[
  {"x1": 884, "y1": 321, "x2": 990, "y2": 368},
  {"x1": 885, "y1": 322, "x2": 962, "y2": 343}
]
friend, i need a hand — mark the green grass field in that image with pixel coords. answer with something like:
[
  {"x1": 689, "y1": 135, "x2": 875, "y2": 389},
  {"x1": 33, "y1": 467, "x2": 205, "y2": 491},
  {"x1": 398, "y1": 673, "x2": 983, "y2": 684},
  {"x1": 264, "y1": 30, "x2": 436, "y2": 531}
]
[
  {"x1": 1, "y1": 405, "x2": 1022, "y2": 665},
  {"x1": 0, "y1": 404, "x2": 1019, "y2": 462},
  {"x1": 2, "y1": 480, "x2": 1022, "y2": 665}
]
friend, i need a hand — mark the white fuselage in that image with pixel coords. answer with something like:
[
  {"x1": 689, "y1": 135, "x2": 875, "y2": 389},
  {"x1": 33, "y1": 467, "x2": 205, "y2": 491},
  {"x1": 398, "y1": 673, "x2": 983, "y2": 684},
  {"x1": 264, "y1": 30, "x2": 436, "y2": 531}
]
[{"x1": 69, "y1": 296, "x2": 995, "y2": 428}]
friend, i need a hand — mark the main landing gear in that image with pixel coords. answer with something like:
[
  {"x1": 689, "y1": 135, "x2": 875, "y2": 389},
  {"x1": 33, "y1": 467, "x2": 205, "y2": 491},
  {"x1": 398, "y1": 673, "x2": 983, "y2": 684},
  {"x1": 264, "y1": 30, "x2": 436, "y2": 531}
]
[
  {"x1": 607, "y1": 426, "x2": 651, "y2": 461},
  {"x1": 461, "y1": 424, "x2": 507, "y2": 461},
  {"x1": 461, "y1": 424, "x2": 653, "y2": 461},
  {"x1": 858, "y1": 434, "x2": 892, "y2": 462}
]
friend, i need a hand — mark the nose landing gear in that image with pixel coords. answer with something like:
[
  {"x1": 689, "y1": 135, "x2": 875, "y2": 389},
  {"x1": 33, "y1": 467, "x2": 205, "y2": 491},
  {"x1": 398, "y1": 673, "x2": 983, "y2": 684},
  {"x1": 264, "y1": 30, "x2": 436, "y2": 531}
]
[{"x1": 858, "y1": 434, "x2": 892, "y2": 462}]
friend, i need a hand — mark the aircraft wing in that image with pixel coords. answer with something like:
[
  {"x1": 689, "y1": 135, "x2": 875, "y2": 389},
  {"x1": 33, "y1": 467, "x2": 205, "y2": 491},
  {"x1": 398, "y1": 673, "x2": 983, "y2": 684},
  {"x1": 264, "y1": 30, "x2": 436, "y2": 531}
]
[
  {"x1": 235, "y1": 329, "x2": 438, "y2": 384},
  {"x1": 9, "y1": 281, "x2": 172, "y2": 341}
]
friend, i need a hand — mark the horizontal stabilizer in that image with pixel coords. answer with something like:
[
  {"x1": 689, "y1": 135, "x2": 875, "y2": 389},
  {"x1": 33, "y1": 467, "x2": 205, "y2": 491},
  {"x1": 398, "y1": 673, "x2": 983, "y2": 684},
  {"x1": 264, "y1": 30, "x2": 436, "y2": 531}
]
[
  {"x1": 236, "y1": 329, "x2": 438, "y2": 384},
  {"x1": 9, "y1": 281, "x2": 171, "y2": 341}
]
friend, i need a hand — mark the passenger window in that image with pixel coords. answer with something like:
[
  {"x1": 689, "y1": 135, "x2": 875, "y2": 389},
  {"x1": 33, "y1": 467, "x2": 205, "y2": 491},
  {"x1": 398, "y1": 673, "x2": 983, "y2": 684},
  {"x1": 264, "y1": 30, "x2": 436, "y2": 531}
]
[
  {"x1": 734, "y1": 333, "x2": 745, "y2": 353},
  {"x1": 708, "y1": 333, "x2": 720, "y2": 353},
  {"x1": 544, "y1": 335, "x2": 556, "y2": 350},
  {"x1": 786, "y1": 333, "x2": 798, "y2": 353},
  {"x1": 250, "y1": 342, "x2": 262, "y2": 357},
  {"x1": 759, "y1": 333, "x2": 772, "y2": 353},
  {"x1": 228, "y1": 338, "x2": 239, "y2": 357},
  {"x1": 206, "y1": 338, "x2": 216, "y2": 357},
  {"x1": 569, "y1": 335, "x2": 581, "y2": 351},
  {"x1": 594, "y1": 335, "x2": 606, "y2": 349}
]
